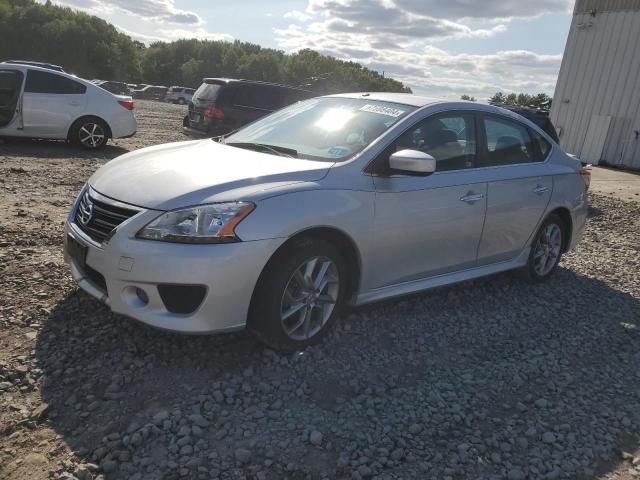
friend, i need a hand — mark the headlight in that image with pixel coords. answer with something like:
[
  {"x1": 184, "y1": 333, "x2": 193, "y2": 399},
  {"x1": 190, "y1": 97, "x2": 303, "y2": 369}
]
[{"x1": 136, "y1": 202, "x2": 255, "y2": 244}]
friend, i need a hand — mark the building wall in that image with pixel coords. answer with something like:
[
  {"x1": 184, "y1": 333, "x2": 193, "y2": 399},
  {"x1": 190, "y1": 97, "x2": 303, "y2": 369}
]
[{"x1": 550, "y1": 1, "x2": 640, "y2": 168}]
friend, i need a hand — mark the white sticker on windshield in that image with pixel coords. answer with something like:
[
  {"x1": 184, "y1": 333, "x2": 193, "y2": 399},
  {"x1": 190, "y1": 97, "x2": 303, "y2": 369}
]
[{"x1": 360, "y1": 104, "x2": 406, "y2": 117}]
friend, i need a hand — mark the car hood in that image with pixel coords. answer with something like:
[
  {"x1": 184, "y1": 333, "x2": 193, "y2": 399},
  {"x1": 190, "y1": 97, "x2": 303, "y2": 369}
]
[{"x1": 89, "y1": 140, "x2": 333, "y2": 210}]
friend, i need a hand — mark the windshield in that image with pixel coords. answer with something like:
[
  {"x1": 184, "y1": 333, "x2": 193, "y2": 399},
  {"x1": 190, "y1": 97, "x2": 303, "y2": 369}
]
[{"x1": 224, "y1": 97, "x2": 415, "y2": 161}]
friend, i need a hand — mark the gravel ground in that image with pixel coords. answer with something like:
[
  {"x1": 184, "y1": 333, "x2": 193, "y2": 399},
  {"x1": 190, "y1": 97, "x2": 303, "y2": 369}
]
[{"x1": 1, "y1": 100, "x2": 640, "y2": 480}]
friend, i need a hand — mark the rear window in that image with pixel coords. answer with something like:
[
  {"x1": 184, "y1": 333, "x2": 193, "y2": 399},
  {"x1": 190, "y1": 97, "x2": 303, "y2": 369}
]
[
  {"x1": 194, "y1": 82, "x2": 222, "y2": 101},
  {"x1": 25, "y1": 70, "x2": 86, "y2": 94}
]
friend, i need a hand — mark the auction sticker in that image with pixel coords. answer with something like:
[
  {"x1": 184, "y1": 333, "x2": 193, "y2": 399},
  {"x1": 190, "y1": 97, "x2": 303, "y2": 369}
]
[{"x1": 360, "y1": 104, "x2": 406, "y2": 117}]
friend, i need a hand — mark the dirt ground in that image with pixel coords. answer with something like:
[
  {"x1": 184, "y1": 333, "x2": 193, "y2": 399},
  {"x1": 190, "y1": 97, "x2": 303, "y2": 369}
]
[{"x1": 1, "y1": 100, "x2": 639, "y2": 480}]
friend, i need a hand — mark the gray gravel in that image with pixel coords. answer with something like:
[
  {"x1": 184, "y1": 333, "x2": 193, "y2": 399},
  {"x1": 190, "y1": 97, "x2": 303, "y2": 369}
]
[{"x1": 1, "y1": 100, "x2": 639, "y2": 480}]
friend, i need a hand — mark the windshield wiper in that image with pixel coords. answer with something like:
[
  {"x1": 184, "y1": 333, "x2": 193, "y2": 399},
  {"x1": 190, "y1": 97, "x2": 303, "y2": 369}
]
[{"x1": 224, "y1": 142, "x2": 298, "y2": 158}]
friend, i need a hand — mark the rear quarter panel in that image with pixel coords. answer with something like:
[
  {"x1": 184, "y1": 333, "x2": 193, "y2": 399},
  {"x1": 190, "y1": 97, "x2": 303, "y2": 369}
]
[{"x1": 545, "y1": 150, "x2": 588, "y2": 250}]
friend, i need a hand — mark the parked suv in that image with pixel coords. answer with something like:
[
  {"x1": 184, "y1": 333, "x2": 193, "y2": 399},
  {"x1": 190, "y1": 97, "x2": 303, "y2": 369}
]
[
  {"x1": 165, "y1": 86, "x2": 195, "y2": 105},
  {"x1": 132, "y1": 85, "x2": 168, "y2": 101},
  {"x1": 183, "y1": 78, "x2": 314, "y2": 137}
]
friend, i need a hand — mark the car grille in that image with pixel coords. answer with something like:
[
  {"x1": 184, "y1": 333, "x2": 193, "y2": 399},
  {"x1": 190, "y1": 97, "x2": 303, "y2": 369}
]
[{"x1": 74, "y1": 190, "x2": 139, "y2": 243}]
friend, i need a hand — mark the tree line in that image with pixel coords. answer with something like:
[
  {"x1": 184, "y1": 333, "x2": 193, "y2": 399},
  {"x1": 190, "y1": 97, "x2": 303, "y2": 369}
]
[
  {"x1": 0, "y1": 0, "x2": 410, "y2": 94},
  {"x1": 460, "y1": 92, "x2": 552, "y2": 110}
]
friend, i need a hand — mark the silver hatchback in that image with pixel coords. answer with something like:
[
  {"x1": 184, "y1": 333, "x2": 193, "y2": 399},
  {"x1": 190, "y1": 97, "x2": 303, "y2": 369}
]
[{"x1": 65, "y1": 93, "x2": 589, "y2": 351}]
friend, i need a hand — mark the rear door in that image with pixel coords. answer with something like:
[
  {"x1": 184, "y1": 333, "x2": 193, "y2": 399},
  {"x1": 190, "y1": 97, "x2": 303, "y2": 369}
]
[
  {"x1": 476, "y1": 114, "x2": 553, "y2": 265},
  {"x1": 0, "y1": 68, "x2": 24, "y2": 130},
  {"x1": 22, "y1": 70, "x2": 87, "y2": 137}
]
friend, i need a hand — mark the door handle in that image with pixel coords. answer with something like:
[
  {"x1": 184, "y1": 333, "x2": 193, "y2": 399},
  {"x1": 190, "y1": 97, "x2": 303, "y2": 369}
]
[
  {"x1": 533, "y1": 185, "x2": 550, "y2": 194},
  {"x1": 460, "y1": 192, "x2": 485, "y2": 204},
  {"x1": 68, "y1": 102, "x2": 82, "y2": 107}
]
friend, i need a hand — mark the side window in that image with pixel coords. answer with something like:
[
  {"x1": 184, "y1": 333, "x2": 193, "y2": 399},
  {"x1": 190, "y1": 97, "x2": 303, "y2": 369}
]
[
  {"x1": 234, "y1": 85, "x2": 278, "y2": 110},
  {"x1": 530, "y1": 129, "x2": 552, "y2": 161},
  {"x1": 393, "y1": 112, "x2": 477, "y2": 172},
  {"x1": 25, "y1": 70, "x2": 86, "y2": 94},
  {"x1": 481, "y1": 116, "x2": 536, "y2": 166}
]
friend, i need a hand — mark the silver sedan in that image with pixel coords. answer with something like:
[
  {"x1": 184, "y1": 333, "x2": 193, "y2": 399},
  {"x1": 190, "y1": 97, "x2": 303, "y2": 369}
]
[{"x1": 64, "y1": 93, "x2": 589, "y2": 351}]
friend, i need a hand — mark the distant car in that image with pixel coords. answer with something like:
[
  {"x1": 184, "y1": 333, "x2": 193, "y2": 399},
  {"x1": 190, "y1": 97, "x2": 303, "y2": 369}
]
[
  {"x1": 96, "y1": 80, "x2": 130, "y2": 96},
  {"x1": 165, "y1": 86, "x2": 195, "y2": 105},
  {"x1": 183, "y1": 78, "x2": 314, "y2": 137},
  {"x1": 132, "y1": 85, "x2": 168, "y2": 101},
  {"x1": 494, "y1": 105, "x2": 560, "y2": 143},
  {"x1": 5, "y1": 60, "x2": 65, "y2": 72},
  {"x1": 0, "y1": 63, "x2": 136, "y2": 149}
]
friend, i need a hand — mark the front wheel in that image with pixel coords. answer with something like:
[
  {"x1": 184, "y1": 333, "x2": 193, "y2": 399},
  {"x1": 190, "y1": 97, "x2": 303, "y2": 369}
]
[
  {"x1": 248, "y1": 238, "x2": 347, "y2": 352},
  {"x1": 177, "y1": 97, "x2": 186, "y2": 105},
  {"x1": 519, "y1": 214, "x2": 565, "y2": 282},
  {"x1": 71, "y1": 118, "x2": 108, "y2": 149}
]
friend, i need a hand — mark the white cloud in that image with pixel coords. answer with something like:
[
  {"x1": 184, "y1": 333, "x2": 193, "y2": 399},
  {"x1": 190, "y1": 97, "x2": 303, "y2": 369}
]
[
  {"x1": 116, "y1": 25, "x2": 233, "y2": 44},
  {"x1": 394, "y1": 0, "x2": 573, "y2": 20},
  {"x1": 284, "y1": 10, "x2": 312, "y2": 22},
  {"x1": 47, "y1": 0, "x2": 232, "y2": 43},
  {"x1": 276, "y1": 0, "x2": 565, "y2": 99},
  {"x1": 50, "y1": 0, "x2": 203, "y2": 24}
]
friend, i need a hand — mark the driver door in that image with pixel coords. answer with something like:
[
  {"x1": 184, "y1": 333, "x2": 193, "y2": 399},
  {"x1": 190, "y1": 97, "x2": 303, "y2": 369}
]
[
  {"x1": 366, "y1": 111, "x2": 488, "y2": 290},
  {"x1": 0, "y1": 69, "x2": 25, "y2": 131}
]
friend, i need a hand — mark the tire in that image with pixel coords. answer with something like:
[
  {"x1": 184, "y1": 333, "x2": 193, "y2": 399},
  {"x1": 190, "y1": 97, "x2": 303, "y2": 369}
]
[
  {"x1": 248, "y1": 238, "x2": 348, "y2": 352},
  {"x1": 177, "y1": 98, "x2": 186, "y2": 105},
  {"x1": 71, "y1": 117, "x2": 109, "y2": 149},
  {"x1": 518, "y1": 214, "x2": 565, "y2": 282}
]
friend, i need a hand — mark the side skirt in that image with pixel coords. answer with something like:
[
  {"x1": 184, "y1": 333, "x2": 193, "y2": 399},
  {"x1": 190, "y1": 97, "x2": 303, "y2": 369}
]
[{"x1": 354, "y1": 248, "x2": 530, "y2": 306}]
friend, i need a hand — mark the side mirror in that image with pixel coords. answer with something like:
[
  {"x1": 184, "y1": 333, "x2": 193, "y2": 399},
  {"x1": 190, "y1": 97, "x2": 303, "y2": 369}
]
[{"x1": 389, "y1": 149, "x2": 436, "y2": 175}]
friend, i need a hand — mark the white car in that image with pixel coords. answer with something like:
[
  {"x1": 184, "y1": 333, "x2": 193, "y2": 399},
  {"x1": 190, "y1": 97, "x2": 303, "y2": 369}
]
[{"x1": 0, "y1": 63, "x2": 137, "y2": 149}]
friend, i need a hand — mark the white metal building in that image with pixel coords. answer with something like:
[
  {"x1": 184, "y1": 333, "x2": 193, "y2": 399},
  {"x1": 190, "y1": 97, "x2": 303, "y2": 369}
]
[{"x1": 551, "y1": 0, "x2": 640, "y2": 168}]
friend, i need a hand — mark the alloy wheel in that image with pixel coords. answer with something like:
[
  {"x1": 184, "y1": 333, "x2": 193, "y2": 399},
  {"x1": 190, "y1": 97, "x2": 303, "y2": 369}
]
[
  {"x1": 79, "y1": 123, "x2": 106, "y2": 148},
  {"x1": 533, "y1": 223, "x2": 562, "y2": 276},
  {"x1": 280, "y1": 256, "x2": 339, "y2": 341}
]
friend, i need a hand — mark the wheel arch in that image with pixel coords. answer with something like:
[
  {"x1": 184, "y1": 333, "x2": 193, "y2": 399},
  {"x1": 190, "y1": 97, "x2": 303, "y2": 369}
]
[
  {"x1": 67, "y1": 115, "x2": 113, "y2": 140},
  {"x1": 547, "y1": 206, "x2": 573, "y2": 253},
  {"x1": 252, "y1": 226, "x2": 363, "y2": 307}
]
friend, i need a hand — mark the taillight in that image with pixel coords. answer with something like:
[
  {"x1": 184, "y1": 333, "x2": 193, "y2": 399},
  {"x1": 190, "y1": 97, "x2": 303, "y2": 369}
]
[
  {"x1": 580, "y1": 165, "x2": 591, "y2": 192},
  {"x1": 118, "y1": 99, "x2": 134, "y2": 110},
  {"x1": 203, "y1": 106, "x2": 224, "y2": 119}
]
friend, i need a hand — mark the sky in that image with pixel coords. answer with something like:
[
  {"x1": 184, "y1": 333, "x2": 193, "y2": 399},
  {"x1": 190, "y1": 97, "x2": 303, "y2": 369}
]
[{"x1": 48, "y1": 0, "x2": 575, "y2": 100}]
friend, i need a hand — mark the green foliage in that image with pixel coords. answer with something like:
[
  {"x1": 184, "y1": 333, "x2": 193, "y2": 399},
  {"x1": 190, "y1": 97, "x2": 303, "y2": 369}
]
[
  {"x1": 488, "y1": 91, "x2": 552, "y2": 109},
  {"x1": 0, "y1": 0, "x2": 410, "y2": 94},
  {"x1": 460, "y1": 94, "x2": 476, "y2": 102}
]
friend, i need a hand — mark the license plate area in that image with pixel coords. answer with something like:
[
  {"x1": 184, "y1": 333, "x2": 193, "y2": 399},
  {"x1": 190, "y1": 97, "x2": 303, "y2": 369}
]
[{"x1": 67, "y1": 235, "x2": 87, "y2": 269}]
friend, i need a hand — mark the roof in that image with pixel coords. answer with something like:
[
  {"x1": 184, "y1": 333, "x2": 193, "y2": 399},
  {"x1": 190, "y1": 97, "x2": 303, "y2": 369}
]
[
  {"x1": 202, "y1": 77, "x2": 312, "y2": 92},
  {"x1": 326, "y1": 92, "x2": 446, "y2": 107}
]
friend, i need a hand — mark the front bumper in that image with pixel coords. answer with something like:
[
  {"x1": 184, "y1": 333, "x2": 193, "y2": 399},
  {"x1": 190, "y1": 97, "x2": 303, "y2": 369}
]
[{"x1": 64, "y1": 214, "x2": 283, "y2": 334}]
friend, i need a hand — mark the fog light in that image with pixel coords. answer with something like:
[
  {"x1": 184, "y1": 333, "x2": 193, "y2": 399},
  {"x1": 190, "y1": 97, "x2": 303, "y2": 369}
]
[{"x1": 135, "y1": 287, "x2": 149, "y2": 305}]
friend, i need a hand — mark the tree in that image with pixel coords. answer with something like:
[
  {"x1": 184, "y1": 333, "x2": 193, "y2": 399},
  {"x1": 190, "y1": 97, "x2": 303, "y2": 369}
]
[
  {"x1": 460, "y1": 94, "x2": 476, "y2": 102},
  {"x1": 0, "y1": 0, "x2": 411, "y2": 94},
  {"x1": 488, "y1": 91, "x2": 552, "y2": 110}
]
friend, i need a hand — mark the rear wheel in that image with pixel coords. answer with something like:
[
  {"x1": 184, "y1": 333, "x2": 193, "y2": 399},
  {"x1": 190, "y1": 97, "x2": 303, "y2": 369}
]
[
  {"x1": 177, "y1": 97, "x2": 186, "y2": 105},
  {"x1": 71, "y1": 117, "x2": 109, "y2": 149},
  {"x1": 519, "y1": 214, "x2": 565, "y2": 282},
  {"x1": 248, "y1": 238, "x2": 347, "y2": 352}
]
